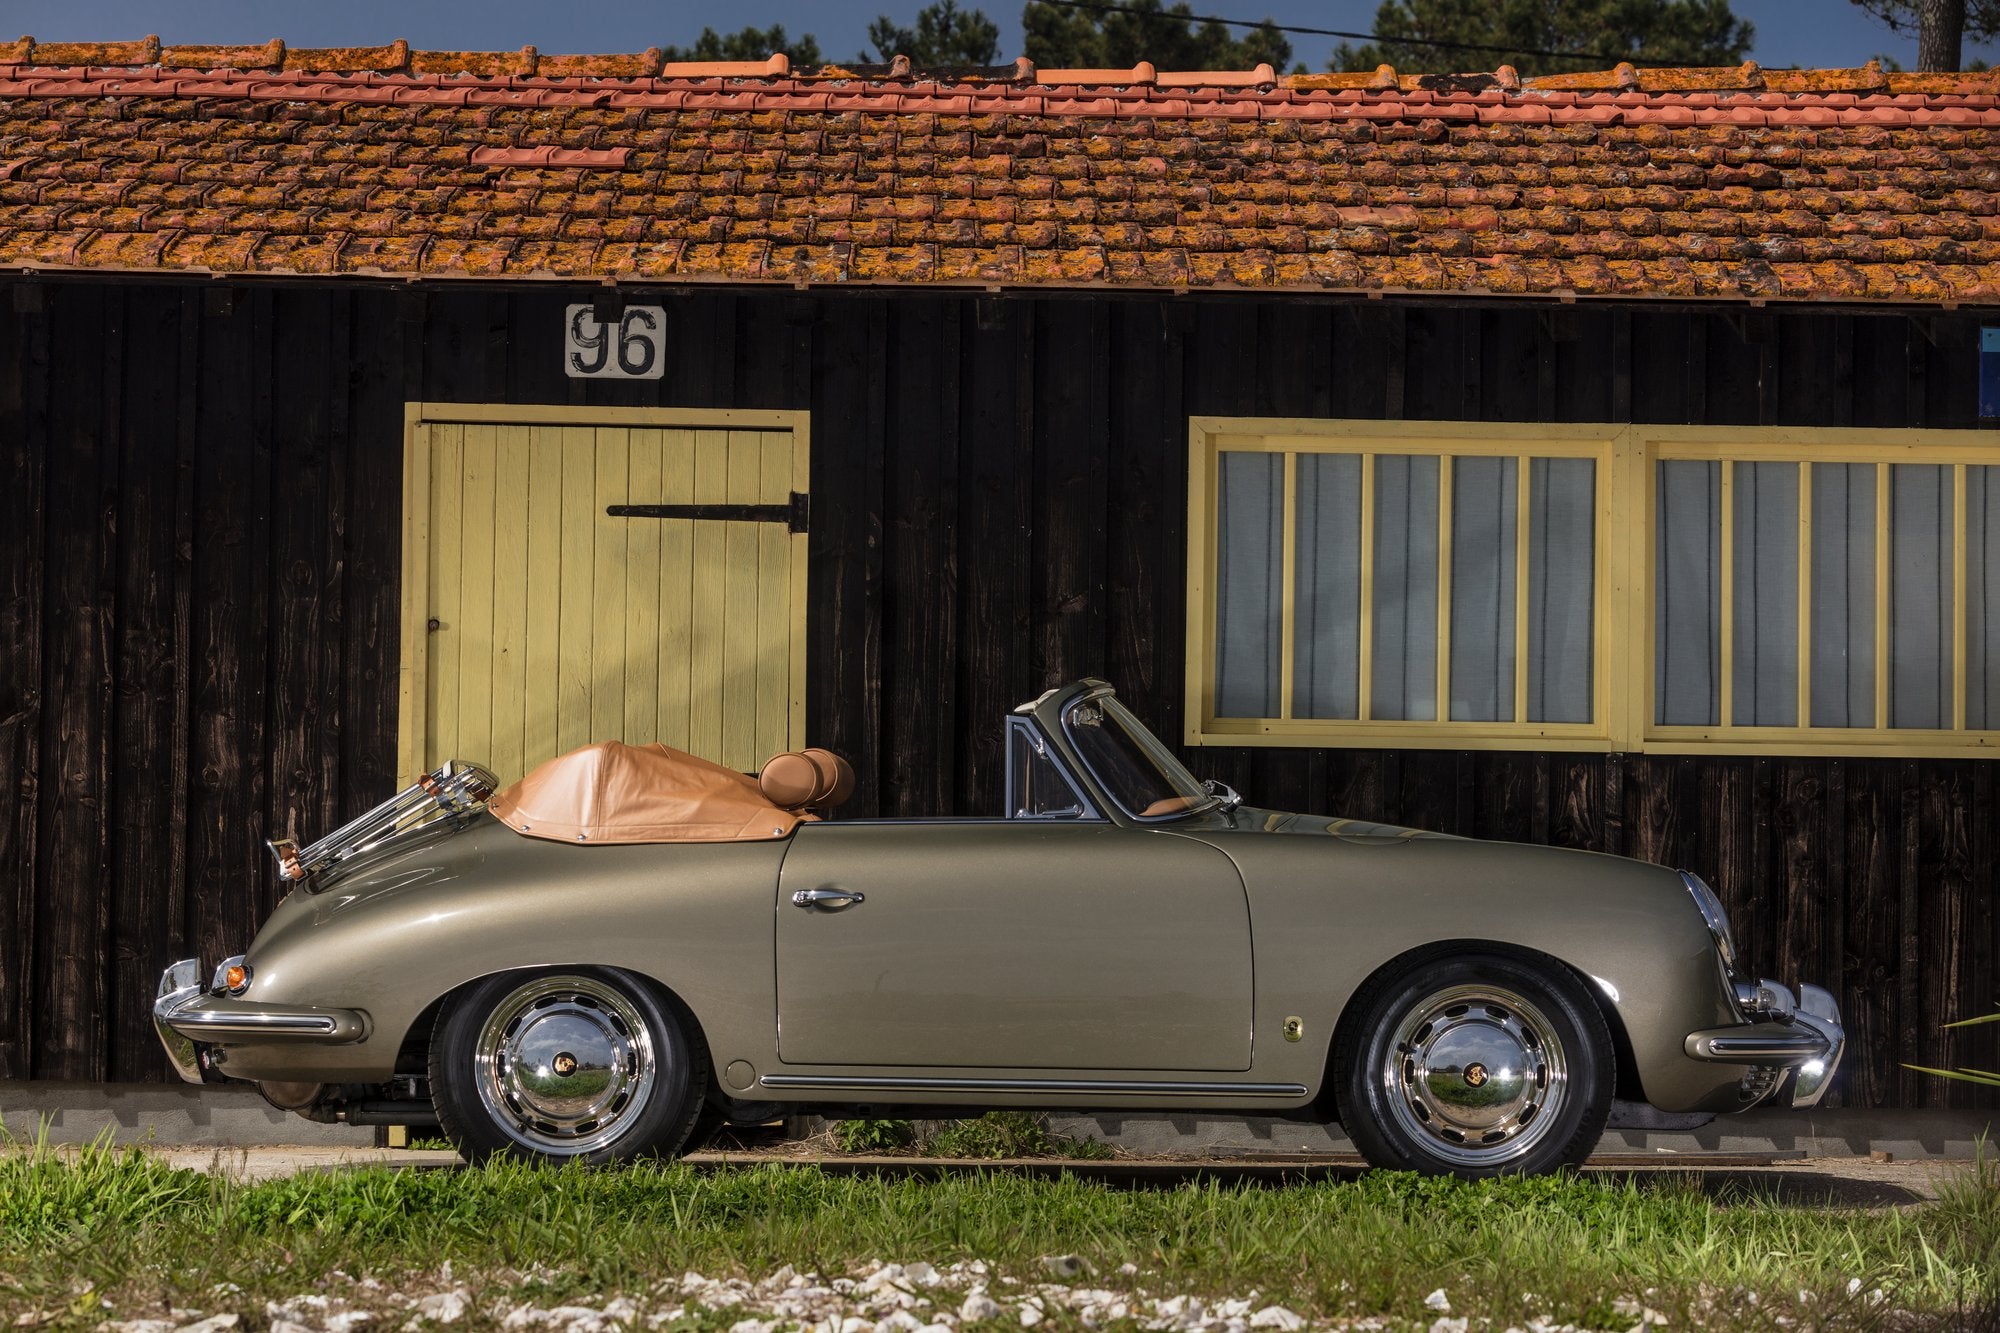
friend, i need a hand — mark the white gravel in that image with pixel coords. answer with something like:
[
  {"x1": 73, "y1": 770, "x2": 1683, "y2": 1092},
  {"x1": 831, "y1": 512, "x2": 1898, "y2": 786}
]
[{"x1": 90, "y1": 1260, "x2": 1744, "y2": 1333}]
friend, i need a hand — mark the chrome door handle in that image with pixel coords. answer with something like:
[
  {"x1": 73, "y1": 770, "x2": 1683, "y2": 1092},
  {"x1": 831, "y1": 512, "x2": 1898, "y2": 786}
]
[{"x1": 792, "y1": 887, "x2": 865, "y2": 910}]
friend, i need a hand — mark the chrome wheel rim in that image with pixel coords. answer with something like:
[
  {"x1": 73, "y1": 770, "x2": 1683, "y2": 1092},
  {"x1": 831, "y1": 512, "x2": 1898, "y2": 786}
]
[
  {"x1": 1382, "y1": 982, "x2": 1568, "y2": 1168},
  {"x1": 472, "y1": 974, "x2": 657, "y2": 1156}
]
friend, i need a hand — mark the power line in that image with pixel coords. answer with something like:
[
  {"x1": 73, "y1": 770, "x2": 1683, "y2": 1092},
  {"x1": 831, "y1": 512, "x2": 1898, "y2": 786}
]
[{"x1": 1031, "y1": 0, "x2": 1658, "y2": 67}]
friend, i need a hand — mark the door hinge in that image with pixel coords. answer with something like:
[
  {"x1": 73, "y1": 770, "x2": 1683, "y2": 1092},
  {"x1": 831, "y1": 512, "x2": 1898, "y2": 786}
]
[{"x1": 606, "y1": 491, "x2": 809, "y2": 534}]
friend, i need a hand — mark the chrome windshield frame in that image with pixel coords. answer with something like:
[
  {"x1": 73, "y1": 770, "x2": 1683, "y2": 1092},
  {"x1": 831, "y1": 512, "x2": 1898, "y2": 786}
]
[{"x1": 1057, "y1": 683, "x2": 1222, "y2": 824}]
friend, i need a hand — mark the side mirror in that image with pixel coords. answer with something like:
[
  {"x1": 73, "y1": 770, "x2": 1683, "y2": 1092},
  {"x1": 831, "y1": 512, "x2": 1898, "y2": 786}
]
[{"x1": 1203, "y1": 778, "x2": 1244, "y2": 811}]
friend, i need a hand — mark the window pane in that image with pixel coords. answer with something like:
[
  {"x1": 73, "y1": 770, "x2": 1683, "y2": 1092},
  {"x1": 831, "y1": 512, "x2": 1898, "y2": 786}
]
[
  {"x1": 1810, "y1": 463, "x2": 1876, "y2": 727},
  {"x1": 1656, "y1": 460, "x2": 1721, "y2": 726},
  {"x1": 1214, "y1": 452, "x2": 1283, "y2": 718},
  {"x1": 1891, "y1": 463, "x2": 1953, "y2": 729},
  {"x1": 1448, "y1": 457, "x2": 1516, "y2": 722},
  {"x1": 1371, "y1": 455, "x2": 1439, "y2": 721},
  {"x1": 1731, "y1": 462, "x2": 1799, "y2": 726},
  {"x1": 1293, "y1": 454, "x2": 1363, "y2": 719},
  {"x1": 1970, "y1": 467, "x2": 2000, "y2": 729},
  {"x1": 1007, "y1": 722, "x2": 1086, "y2": 819},
  {"x1": 1528, "y1": 458, "x2": 1595, "y2": 724}
]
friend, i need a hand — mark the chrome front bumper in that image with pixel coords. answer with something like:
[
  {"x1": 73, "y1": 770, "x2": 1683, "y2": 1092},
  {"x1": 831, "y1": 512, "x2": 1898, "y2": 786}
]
[
  {"x1": 1686, "y1": 979, "x2": 1845, "y2": 1109},
  {"x1": 154, "y1": 957, "x2": 367, "y2": 1085}
]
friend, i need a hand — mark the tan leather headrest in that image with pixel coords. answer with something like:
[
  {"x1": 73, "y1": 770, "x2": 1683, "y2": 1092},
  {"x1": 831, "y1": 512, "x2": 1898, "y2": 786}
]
[
  {"x1": 801, "y1": 748, "x2": 855, "y2": 807},
  {"x1": 758, "y1": 749, "x2": 856, "y2": 810},
  {"x1": 758, "y1": 752, "x2": 823, "y2": 808}
]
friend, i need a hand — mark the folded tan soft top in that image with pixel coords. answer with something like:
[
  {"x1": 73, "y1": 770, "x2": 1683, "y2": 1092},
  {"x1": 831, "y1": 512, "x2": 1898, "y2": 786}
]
[{"x1": 489, "y1": 741, "x2": 809, "y2": 844}]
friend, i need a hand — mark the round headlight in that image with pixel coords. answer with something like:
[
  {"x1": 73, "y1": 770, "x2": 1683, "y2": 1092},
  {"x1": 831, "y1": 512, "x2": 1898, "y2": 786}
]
[{"x1": 1680, "y1": 871, "x2": 1738, "y2": 977}]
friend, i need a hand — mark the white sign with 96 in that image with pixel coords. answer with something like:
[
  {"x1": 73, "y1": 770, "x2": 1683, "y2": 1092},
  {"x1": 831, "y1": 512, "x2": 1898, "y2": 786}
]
[{"x1": 564, "y1": 304, "x2": 667, "y2": 380}]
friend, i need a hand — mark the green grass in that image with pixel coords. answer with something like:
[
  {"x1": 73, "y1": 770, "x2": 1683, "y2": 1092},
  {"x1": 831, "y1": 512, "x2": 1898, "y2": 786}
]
[
  {"x1": 0, "y1": 1140, "x2": 1994, "y2": 1331},
  {"x1": 831, "y1": 1113, "x2": 1114, "y2": 1159}
]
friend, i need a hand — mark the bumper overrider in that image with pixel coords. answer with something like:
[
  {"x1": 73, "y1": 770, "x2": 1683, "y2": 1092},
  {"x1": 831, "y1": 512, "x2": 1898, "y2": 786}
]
[
  {"x1": 1685, "y1": 978, "x2": 1846, "y2": 1109},
  {"x1": 154, "y1": 958, "x2": 367, "y2": 1085}
]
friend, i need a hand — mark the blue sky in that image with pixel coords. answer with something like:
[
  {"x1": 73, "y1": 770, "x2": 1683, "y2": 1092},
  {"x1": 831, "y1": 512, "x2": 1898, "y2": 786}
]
[{"x1": 9, "y1": 1, "x2": 1996, "y2": 71}]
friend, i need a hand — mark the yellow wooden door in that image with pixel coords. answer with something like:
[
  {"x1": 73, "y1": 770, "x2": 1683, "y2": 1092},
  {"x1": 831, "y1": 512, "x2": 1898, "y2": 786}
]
[{"x1": 400, "y1": 413, "x2": 807, "y2": 784}]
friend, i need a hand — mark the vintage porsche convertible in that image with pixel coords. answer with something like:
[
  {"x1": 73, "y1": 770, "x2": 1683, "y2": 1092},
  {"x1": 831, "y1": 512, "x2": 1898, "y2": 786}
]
[{"x1": 155, "y1": 679, "x2": 1843, "y2": 1177}]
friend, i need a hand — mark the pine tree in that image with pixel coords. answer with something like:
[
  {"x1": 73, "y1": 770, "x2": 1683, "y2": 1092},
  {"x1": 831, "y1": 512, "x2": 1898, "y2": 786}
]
[
  {"x1": 1021, "y1": 0, "x2": 1292, "y2": 72},
  {"x1": 864, "y1": 1, "x2": 1004, "y2": 65},
  {"x1": 660, "y1": 25, "x2": 824, "y2": 69},
  {"x1": 1852, "y1": 0, "x2": 2000, "y2": 71},
  {"x1": 1329, "y1": 0, "x2": 1752, "y2": 77}
]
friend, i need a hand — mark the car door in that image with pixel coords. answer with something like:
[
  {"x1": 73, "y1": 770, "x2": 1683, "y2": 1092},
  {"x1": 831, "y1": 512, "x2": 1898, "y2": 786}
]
[{"x1": 774, "y1": 821, "x2": 1253, "y2": 1071}]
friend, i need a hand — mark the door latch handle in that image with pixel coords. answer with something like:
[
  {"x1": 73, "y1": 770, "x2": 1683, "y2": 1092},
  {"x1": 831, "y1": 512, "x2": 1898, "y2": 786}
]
[{"x1": 792, "y1": 887, "x2": 865, "y2": 910}]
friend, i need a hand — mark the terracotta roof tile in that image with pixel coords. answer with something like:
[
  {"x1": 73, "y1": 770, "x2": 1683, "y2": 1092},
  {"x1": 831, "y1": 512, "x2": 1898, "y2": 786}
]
[{"x1": 0, "y1": 44, "x2": 1995, "y2": 302}]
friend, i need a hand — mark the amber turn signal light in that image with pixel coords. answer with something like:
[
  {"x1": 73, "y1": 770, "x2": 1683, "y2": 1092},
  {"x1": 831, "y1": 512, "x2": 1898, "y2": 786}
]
[{"x1": 224, "y1": 964, "x2": 248, "y2": 991}]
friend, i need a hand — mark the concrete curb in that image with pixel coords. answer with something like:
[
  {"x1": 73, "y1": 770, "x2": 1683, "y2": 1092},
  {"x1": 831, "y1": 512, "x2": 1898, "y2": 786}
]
[
  {"x1": 4, "y1": 1082, "x2": 1991, "y2": 1159},
  {"x1": 1048, "y1": 1109, "x2": 1999, "y2": 1161},
  {"x1": 1, "y1": 1080, "x2": 373, "y2": 1147}
]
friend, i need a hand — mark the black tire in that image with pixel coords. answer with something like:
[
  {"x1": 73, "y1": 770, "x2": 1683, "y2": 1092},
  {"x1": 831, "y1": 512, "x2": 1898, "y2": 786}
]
[
  {"x1": 430, "y1": 967, "x2": 709, "y2": 1165},
  {"x1": 1334, "y1": 949, "x2": 1612, "y2": 1178}
]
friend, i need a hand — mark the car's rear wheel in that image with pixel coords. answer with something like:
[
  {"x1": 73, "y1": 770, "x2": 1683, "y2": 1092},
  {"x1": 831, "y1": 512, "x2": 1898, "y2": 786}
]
[
  {"x1": 1336, "y1": 950, "x2": 1611, "y2": 1178},
  {"x1": 431, "y1": 967, "x2": 707, "y2": 1165}
]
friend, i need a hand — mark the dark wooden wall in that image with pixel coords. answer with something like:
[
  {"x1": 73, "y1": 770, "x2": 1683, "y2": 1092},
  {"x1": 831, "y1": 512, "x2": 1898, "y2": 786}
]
[{"x1": 0, "y1": 276, "x2": 1993, "y2": 1110}]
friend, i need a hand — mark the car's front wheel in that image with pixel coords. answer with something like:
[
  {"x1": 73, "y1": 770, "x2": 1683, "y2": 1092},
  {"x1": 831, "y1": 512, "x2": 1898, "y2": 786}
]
[
  {"x1": 431, "y1": 967, "x2": 707, "y2": 1165},
  {"x1": 1336, "y1": 950, "x2": 1612, "y2": 1178}
]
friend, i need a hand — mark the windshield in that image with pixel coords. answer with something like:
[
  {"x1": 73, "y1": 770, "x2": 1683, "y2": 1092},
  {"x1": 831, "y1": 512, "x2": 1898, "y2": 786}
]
[{"x1": 1062, "y1": 694, "x2": 1214, "y2": 820}]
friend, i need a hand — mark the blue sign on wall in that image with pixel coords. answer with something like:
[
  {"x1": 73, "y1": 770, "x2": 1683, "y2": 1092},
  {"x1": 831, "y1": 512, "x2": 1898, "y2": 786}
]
[{"x1": 1984, "y1": 326, "x2": 2000, "y2": 420}]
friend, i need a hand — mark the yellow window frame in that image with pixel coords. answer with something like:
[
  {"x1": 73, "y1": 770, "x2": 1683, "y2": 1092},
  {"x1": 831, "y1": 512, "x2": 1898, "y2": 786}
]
[{"x1": 1186, "y1": 418, "x2": 2000, "y2": 758}]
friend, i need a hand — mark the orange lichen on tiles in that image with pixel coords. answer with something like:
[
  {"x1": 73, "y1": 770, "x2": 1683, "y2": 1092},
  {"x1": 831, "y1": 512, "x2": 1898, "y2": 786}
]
[
  {"x1": 0, "y1": 46, "x2": 1993, "y2": 303},
  {"x1": 159, "y1": 41, "x2": 285, "y2": 71},
  {"x1": 18, "y1": 35, "x2": 160, "y2": 66},
  {"x1": 279, "y1": 42, "x2": 409, "y2": 73},
  {"x1": 410, "y1": 46, "x2": 537, "y2": 77},
  {"x1": 470, "y1": 145, "x2": 632, "y2": 168},
  {"x1": 538, "y1": 49, "x2": 665, "y2": 79}
]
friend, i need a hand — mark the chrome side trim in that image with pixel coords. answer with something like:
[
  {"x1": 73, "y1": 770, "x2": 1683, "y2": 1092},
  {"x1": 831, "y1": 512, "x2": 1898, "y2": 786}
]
[
  {"x1": 155, "y1": 958, "x2": 366, "y2": 1048},
  {"x1": 759, "y1": 1074, "x2": 1309, "y2": 1097},
  {"x1": 1687, "y1": 1032, "x2": 1828, "y2": 1059},
  {"x1": 167, "y1": 1010, "x2": 341, "y2": 1037}
]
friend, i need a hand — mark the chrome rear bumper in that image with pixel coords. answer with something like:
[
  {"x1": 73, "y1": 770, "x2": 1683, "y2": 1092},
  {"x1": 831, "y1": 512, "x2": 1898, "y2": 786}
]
[
  {"x1": 1686, "y1": 979, "x2": 1845, "y2": 1109},
  {"x1": 154, "y1": 960, "x2": 209, "y2": 1084},
  {"x1": 154, "y1": 957, "x2": 367, "y2": 1085}
]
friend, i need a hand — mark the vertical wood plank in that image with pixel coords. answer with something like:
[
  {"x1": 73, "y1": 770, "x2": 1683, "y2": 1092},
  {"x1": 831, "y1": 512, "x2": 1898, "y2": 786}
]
[
  {"x1": 687, "y1": 430, "x2": 729, "y2": 763},
  {"x1": 720, "y1": 431, "x2": 762, "y2": 771},
  {"x1": 1896, "y1": 758, "x2": 1923, "y2": 1105},
  {"x1": 264, "y1": 290, "x2": 343, "y2": 938},
  {"x1": 1923, "y1": 764, "x2": 1974, "y2": 1107},
  {"x1": 555, "y1": 425, "x2": 597, "y2": 755},
  {"x1": 588, "y1": 428, "x2": 629, "y2": 747},
  {"x1": 426, "y1": 424, "x2": 465, "y2": 765},
  {"x1": 882, "y1": 299, "x2": 961, "y2": 815},
  {"x1": 1031, "y1": 300, "x2": 1111, "y2": 695},
  {"x1": 0, "y1": 294, "x2": 47, "y2": 1077},
  {"x1": 621, "y1": 430, "x2": 662, "y2": 749},
  {"x1": 522, "y1": 426, "x2": 565, "y2": 771},
  {"x1": 100, "y1": 290, "x2": 190, "y2": 1077},
  {"x1": 756, "y1": 432, "x2": 794, "y2": 761},
  {"x1": 34, "y1": 282, "x2": 122, "y2": 1079},
  {"x1": 656, "y1": 430, "x2": 696, "y2": 753},
  {"x1": 185, "y1": 286, "x2": 275, "y2": 1039},
  {"x1": 342, "y1": 289, "x2": 406, "y2": 812},
  {"x1": 956, "y1": 299, "x2": 1034, "y2": 814},
  {"x1": 1843, "y1": 763, "x2": 1898, "y2": 1106},
  {"x1": 808, "y1": 299, "x2": 886, "y2": 813},
  {"x1": 489, "y1": 424, "x2": 531, "y2": 781}
]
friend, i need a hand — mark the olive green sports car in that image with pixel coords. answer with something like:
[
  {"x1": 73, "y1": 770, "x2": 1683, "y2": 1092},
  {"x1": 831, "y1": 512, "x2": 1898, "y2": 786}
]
[{"x1": 156, "y1": 678, "x2": 1842, "y2": 1178}]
